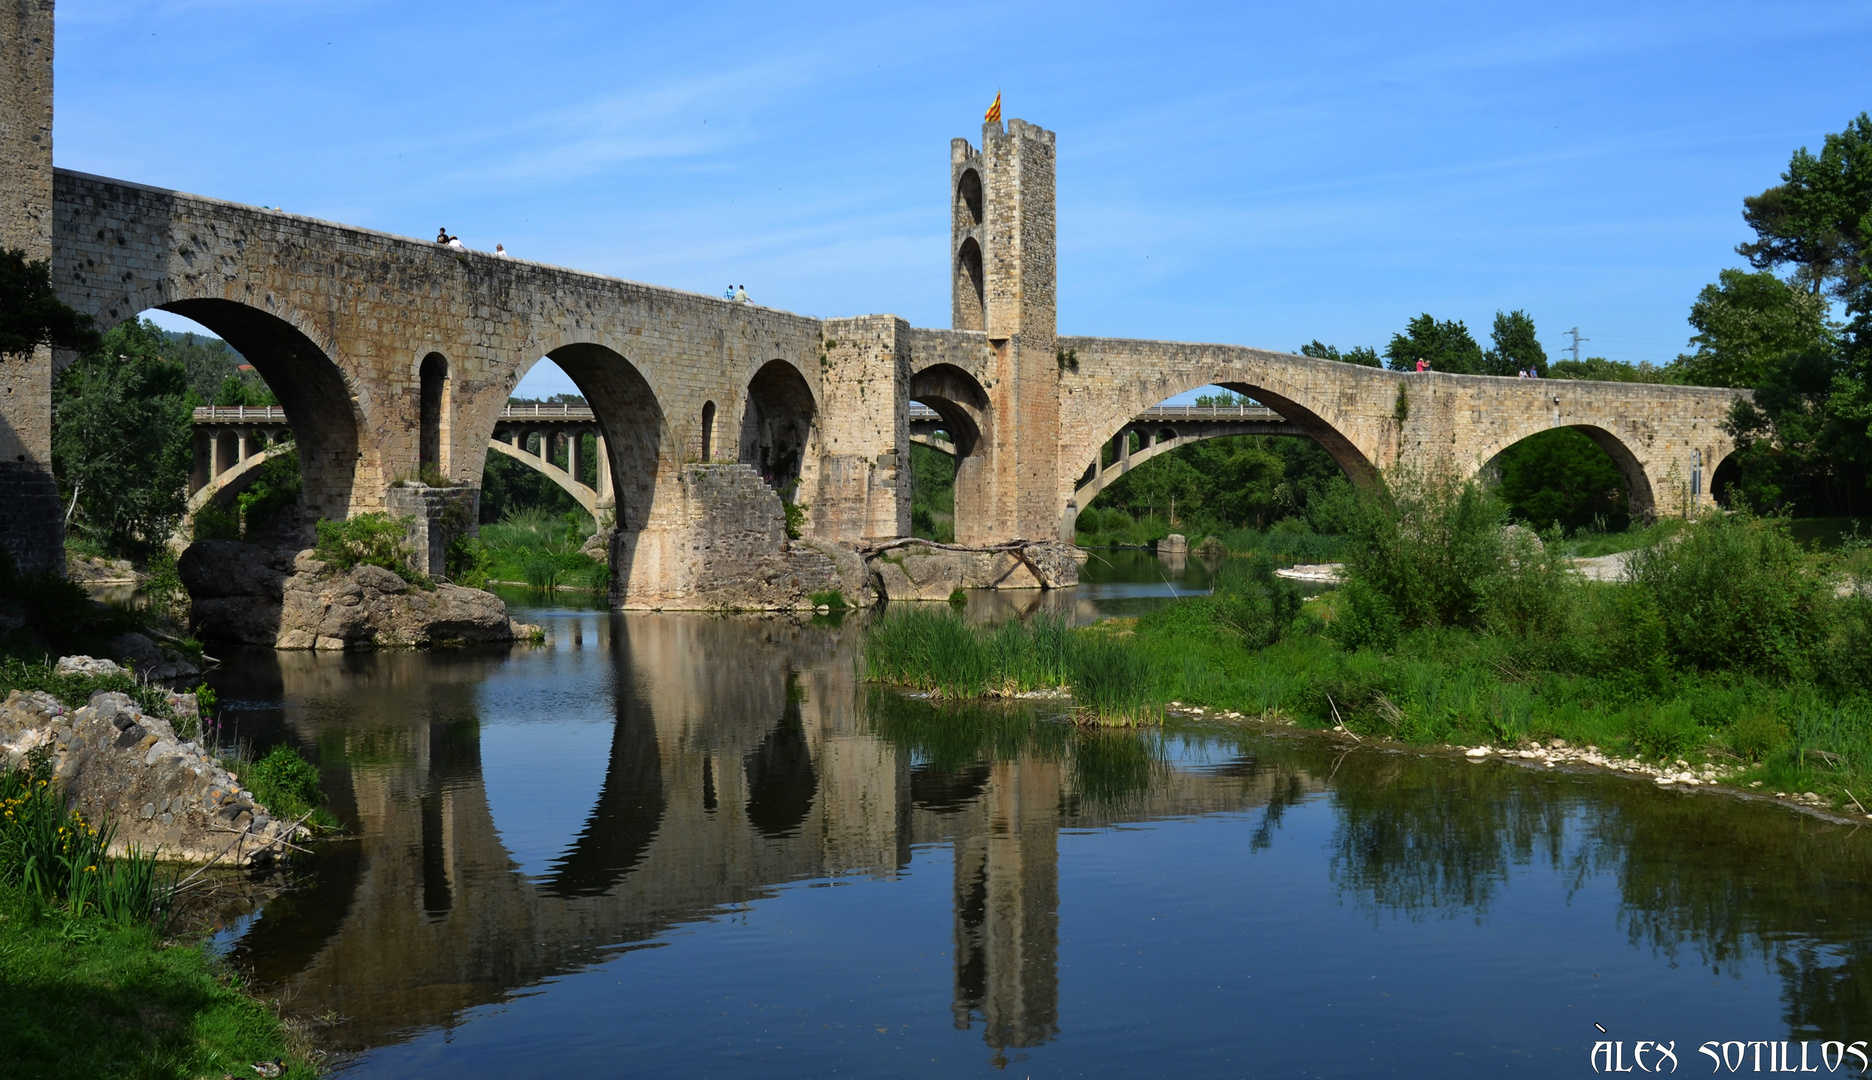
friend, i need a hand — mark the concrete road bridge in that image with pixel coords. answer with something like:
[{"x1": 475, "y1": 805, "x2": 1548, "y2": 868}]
[
  {"x1": 1, "y1": 1, "x2": 1743, "y2": 603},
  {"x1": 188, "y1": 403, "x2": 621, "y2": 524}
]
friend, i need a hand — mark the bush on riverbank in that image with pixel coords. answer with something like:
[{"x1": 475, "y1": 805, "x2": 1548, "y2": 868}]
[
  {"x1": 870, "y1": 468, "x2": 1872, "y2": 810},
  {"x1": 457, "y1": 508, "x2": 607, "y2": 593}
]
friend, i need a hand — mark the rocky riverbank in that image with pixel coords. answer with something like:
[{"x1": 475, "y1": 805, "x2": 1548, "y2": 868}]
[
  {"x1": 180, "y1": 541, "x2": 539, "y2": 649},
  {"x1": 1, "y1": 675, "x2": 299, "y2": 865}
]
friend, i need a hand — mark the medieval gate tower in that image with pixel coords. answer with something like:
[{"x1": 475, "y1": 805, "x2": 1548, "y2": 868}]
[
  {"x1": 951, "y1": 117, "x2": 1064, "y2": 541},
  {"x1": 0, "y1": 0, "x2": 59, "y2": 576}
]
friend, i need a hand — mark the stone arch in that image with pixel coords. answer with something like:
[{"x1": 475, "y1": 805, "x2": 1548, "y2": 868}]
[
  {"x1": 419, "y1": 352, "x2": 450, "y2": 478},
  {"x1": 955, "y1": 237, "x2": 985, "y2": 331},
  {"x1": 957, "y1": 168, "x2": 984, "y2": 225},
  {"x1": 910, "y1": 363, "x2": 992, "y2": 543},
  {"x1": 740, "y1": 360, "x2": 816, "y2": 492},
  {"x1": 700, "y1": 400, "x2": 716, "y2": 462},
  {"x1": 149, "y1": 298, "x2": 361, "y2": 528},
  {"x1": 1059, "y1": 374, "x2": 1375, "y2": 536},
  {"x1": 506, "y1": 343, "x2": 666, "y2": 535},
  {"x1": 1471, "y1": 422, "x2": 1657, "y2": 523}
]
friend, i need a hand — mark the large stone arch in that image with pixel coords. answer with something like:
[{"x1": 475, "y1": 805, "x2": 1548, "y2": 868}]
[
  {"x1": 739, "y1": 359, "x2": 817, "y2": 494},
  {"x1": 148, "y1": 298, "x2": 363, "y2": 529},
  {"x1": 1467, "y1": 420, "x2": 1658, "y2": 523},
  {"x1": 909, "y1": 363, "x2": 993, "y2": 544},
  {"x1": 1057, "y1": 368, "x2": 1377, "y2": 536}
]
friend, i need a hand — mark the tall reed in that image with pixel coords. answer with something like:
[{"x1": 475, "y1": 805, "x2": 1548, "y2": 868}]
[
  {"x1": 864, "y1": 607, "x2": 1159, "y2": 724},
  {"x1": 0, "y1": 754, "x2": 172, "y2": 925}
]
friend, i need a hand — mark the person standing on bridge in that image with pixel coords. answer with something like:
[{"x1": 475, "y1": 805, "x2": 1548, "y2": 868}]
[
  {"x1": 1415, "y1": 358, "x2": 1428, "y2": 373},
  {"x1": 436, "y1": 227, "x2": 451, "y2": 244}
]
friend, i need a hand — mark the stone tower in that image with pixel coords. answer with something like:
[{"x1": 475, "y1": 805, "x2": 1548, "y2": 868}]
[
  {"x1": 0, "y1": 0, "x2": 61, "y2": 576},
  {"x1": 950, "y1": 116, "x2": 1061, "y2": 541}
]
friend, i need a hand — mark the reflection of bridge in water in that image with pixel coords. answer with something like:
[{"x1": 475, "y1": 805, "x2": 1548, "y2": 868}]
[{"x1": 219, "y1": 614, "x2": 1321, "y2": 1056}]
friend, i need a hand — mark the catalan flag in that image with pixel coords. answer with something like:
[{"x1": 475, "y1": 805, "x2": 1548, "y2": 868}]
[{"x1": 985, "y1": 92, "x2": 1001, "y2": 124}]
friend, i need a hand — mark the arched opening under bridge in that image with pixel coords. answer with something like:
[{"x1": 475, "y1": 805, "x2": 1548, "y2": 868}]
[
  {"x1": 89, "y1": 305, "x2": 352, "y2": 551},
  {"x1": 908, "y1": 363, "x2": 991, "y2": 545},
  {"x1": 739, "y1": 360, "x2": 816, "y2": 495}
]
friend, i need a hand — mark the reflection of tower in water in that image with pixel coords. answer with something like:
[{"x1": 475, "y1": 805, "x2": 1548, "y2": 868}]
[{"x1": 950, "y1": 759, "x2": 1061, "y2": 1052}]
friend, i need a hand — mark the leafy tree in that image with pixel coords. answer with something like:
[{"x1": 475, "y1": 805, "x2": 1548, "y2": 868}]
[
  {"x1": 1482, "y1": 310, "x2": 1547, "y2": 377},
  {"x1": 1384, "y1": 314, "x2": 1484, "y2": 373},
  {"x1": 0, "y1": 248, "x2": 100, "y2": 358},
  {"x1": 1718, "y1": 114, "x2": 1872, "y2": 516},
  {"x1": 1300, "y1": 340, "x2": 1381, "y2": 367},
  {"x1": 51, "y1": 318, "x2": 194, "y2": 555},
  {"x1": 1679, "y1": 269, "x2": 1835, "y2": 389},
  {"x1": 1736, "y1": 112, "x2": 1872, "y2": 304},
  {"x1": 1547, "y1": 356, "x2": 1678, "y2": 383}
]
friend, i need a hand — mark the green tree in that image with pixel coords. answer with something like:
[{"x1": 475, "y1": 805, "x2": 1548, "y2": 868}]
[
  {"x1": 1482, "y1": 310, "x2": 1547, "y2": 377},
  {"x1": 1679, "y1": 269, "x2": 1835, "y2": 389},
  {"x1": 0, "y1": 248, "x2": 100, "y2": 358},
  {"x1": 1300, "y1": 340, "x2": 1382, "y2": 367},
  {"x1": 1719, "y1": 114, "x2": 1872, "y2": 516},
  {"x1": 1547, "y1": 356, "x2": 1678, "y2": 383},
  {"x1": 1384, "y1": 314, "x2": 1483, "y2": 373},
  {"x1": 1736, "y1": 112, "x2": 1872, "y2": 304},
  {"x1": 51, "y1": 318, "x2": 194, "y2": 554}
]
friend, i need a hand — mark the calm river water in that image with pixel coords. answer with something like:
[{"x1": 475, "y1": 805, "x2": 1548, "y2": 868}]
[{"x1": 199, "y1": 552, "x2": 1872, "y2": 1077}]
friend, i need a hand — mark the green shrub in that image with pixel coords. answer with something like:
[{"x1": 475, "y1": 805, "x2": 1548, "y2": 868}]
[
  {"x1": 783, "y1": 501, "x2": 807, "y2": 540},
  {"x1": 1340, "y1": 467, "x2": 1505, "y2": 630},
  {"x1": 313, "y1": 512, "x2": 431, "y2": 588},
  {"x1": 1626, "y1": 514, "x2": 1828, "y2": 679},
  {"x1": 446, "y1": 535, "x2": 492, "y2": 588},
  {"x1": 1197, "y1": 555, "x2": 1303, "y2": 648},
  {"x1": 1328, "y1": 577, "x2": 1403, "y2": 652},
  {"x1": 809, "y1": 589, "x2": 846, "y2": 611},
  {"x1": 191, "y1": 504, "x2": 241, "y2": 542},
  {"x1": 1626, "y1": 701, "x2": 1701, "y2": 758},
  {"x1": 1727, "y1": 706, "x2": 1789, "y2": 763},
  {"x1": 240, "y1": 744, "x2": 327, "y2": 825}
]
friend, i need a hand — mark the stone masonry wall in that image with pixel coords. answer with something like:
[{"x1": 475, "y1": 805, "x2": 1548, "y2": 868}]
[{"x1": 0, "y1": 0, "x2": 60, "y2": 576}]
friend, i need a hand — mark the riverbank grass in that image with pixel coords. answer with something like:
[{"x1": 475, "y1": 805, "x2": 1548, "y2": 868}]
[{"x1": 0, "y1": 666, "x2": 317, "y2": 1078}]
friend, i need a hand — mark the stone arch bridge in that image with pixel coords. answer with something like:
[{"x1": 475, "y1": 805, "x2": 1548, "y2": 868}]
[{"x1": 0, "y1": 2, "x2": 1742, "y2": 600}]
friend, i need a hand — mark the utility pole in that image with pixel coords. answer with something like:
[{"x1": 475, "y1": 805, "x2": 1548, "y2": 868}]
[{"x1": 1564, "y1": 327, "x2": 1589, "y2": 365}]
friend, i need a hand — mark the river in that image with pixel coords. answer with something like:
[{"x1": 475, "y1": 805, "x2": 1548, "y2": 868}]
[{"x1": 198, "y1": 551, "x2": 1872, "y2": 1077}]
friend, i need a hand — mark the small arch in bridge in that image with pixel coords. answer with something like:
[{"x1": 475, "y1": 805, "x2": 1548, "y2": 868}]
[
  {"x1": 419, "y1": 352, "x2": 450, "y2": 478},
  {"x1": 957, "y1": 168, "x2": 983, "y2": 226},
  {"x1": 1481, "y1": 424, "x2": 1652, "y2": 530},
  {"x1": 741, "y1": 360, "x2": 816, "y2": 492},
  {"x1": 145, "y1": 300, "x2": 355, "y2": 531},
  {"x1": 956, "y1": 237, "x2": 985, "y2": 330},
  {"x1": 525, "y1": 344, "x2": 666, "y2": 534},
  {"x1": 700, "y1": 400, "x2": 716, "y2": 462},
  {"x1": 910, "y1": 363, "x2": 991, "y2": 543}
]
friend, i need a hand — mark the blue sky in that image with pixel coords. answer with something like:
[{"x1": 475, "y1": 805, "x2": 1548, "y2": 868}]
[{"x1": 57, "y1": 0, "x2": 1871, "y2": 401}]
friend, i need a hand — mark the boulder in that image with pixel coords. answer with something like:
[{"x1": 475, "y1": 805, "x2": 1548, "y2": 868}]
[
  {"x1": 178, "y1": 540, "x2": 289, "y2": 600},
  {"x1": 275, "y1": 562, "x2": 537, "y2": 650},
  {"x1": 182, "y1": 540, "x2": 538, "y2": 649},
  {"x1": 103, "y1": 632, "x2": 202, "y2": 683},
  {"x1": 1158, "y1": 533, "x2": 1189, "y2": 554},
  {"x1": 0, "y1": 688, "x2": 299, "y2": 865}
]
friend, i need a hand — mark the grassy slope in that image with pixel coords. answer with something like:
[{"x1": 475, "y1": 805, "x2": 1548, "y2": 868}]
[{"x1": 0, "y1": 884, "x2": 315, "y2": 1079}]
